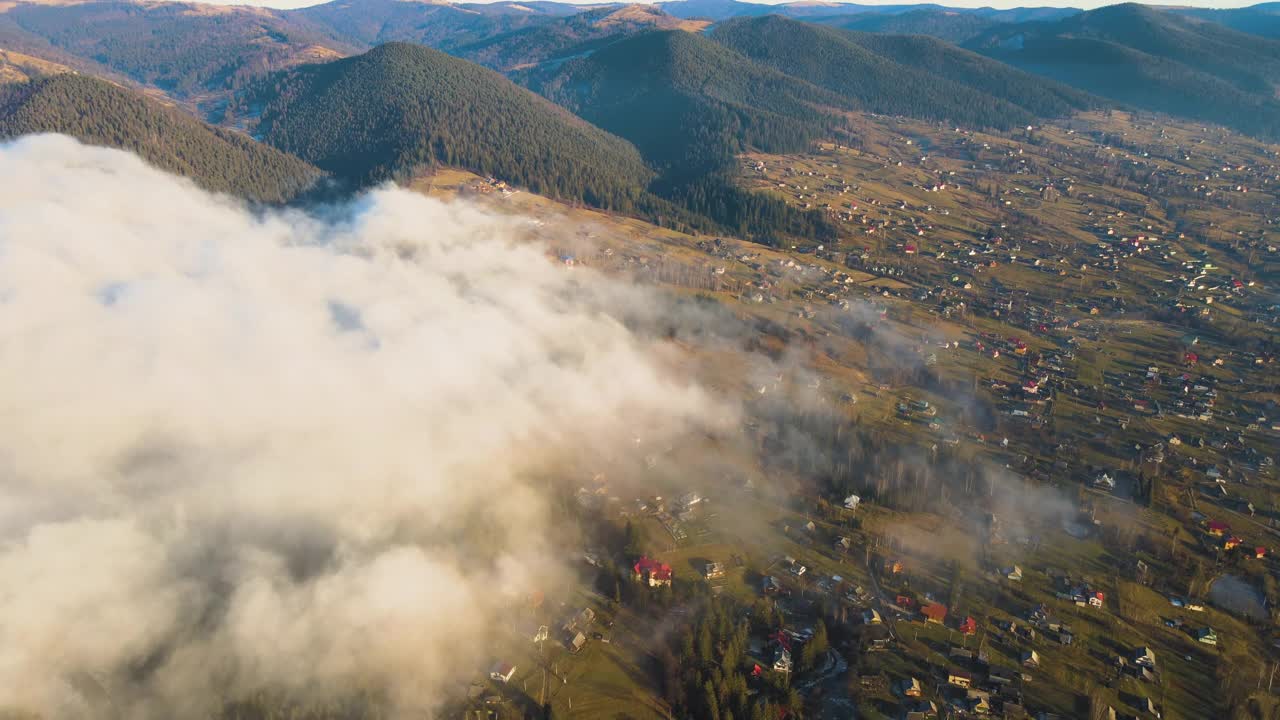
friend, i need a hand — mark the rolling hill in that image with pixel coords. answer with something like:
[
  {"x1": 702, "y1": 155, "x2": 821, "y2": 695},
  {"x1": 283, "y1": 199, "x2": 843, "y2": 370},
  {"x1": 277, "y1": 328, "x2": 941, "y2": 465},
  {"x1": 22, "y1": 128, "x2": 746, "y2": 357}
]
[
  {"x1": 808, "y1": 8, "x2": 999, "y2": 43},
  {"x1": 296, "y1": 0, "x2": 560, "y2": 50},
  {"x1": 251, "y1": 42, "x2": 656, "y2": 210},
  {"x1": 524, "y1": 28, "x2": 846, "y2": 171},
  {"x1": 0, "y1": 0, "x2": 354, "y2": 117},
  {"x1": 0, "y1": 73, "x2": 322, "y2": 202},
  {"x1": 1171, "y1": 3, "x2": 1280, "y2": 41},
  {"x1": 965, "y1": 3, "x2": 1280, "y2": 138},
  {"x1": 452, "y1": 4, "x2": 709, "y2": 72},
  {"x1": 710, "y1": 16, "x2": 1093, "y2": 131},
  {"x1": 523, "y1": 28, "x2": 843, "y2": 240}
]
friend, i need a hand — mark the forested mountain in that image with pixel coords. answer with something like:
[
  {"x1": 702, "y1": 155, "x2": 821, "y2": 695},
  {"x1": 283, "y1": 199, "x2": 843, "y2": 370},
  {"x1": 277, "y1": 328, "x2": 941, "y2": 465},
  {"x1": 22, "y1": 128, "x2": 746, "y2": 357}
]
[
  {"x1": 524, "y1": 29, "x2": 842, "y2": 241},
  {"x1": 0, "y1": 47, "x2": 74, "y2": 84},
  {"x1": 0, "y1": 74, "x2": 321, "y2": 202},
  {"x1": 656, "y1": 0, "x2": 1077, "y2": 22},
  {"x1": 0, "y1": 2, "x2": 353, "y2": 96},
  {"x1": 809, "y1": 8, "x2": 999, "y2": 43},
  {"x1": 296, "y1": 0, "x2": 560, "y2": 50},
  {"x1": 251, "y1": 42, "x2": 656, "y2": 211},
  {"x1": 710, "y1": 16, "x2": 1092, "y2": 131},
  {"x1": 966, "y1": 3, "x2": 1280, "y2": 138},
  {"x1": 453, "y1": 4, "x2": 708, "y2": 72},
  {"x1": 1171, "y1": 3, "x2": 1280, "y2": 41},
  {"x1": 525, "y1": 28, "x2": 845, "y2": 170},
  {"x1": 840, "y1": 30, "x2": 1096, "y2": 118}
]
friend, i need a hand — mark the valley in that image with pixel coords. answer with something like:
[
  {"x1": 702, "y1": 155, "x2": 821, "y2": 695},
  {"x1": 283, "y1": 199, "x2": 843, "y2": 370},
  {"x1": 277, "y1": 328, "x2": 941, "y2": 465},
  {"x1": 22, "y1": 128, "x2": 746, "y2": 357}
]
[{"x1": 0, "y1": 0, "x2": 1278, "y2": 719}]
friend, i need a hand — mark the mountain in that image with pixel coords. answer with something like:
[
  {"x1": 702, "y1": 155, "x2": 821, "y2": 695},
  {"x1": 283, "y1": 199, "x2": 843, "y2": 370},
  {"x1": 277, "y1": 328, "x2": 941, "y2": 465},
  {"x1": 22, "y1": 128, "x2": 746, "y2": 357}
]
[
  {"x1": 809, "y1": 8, "x2": 1000, "y2": 43},
  {"x1": 523, "y1": 28, "x2": 842, "y2": 241},
  {"x1": 0, "y1": 73, "x2": 321, "y2": 202},
  {"x1": 966, "y1": 3, "x2": 1280, "y2": 138},
  {"x1": 656, "y1": 0, "x2": 1078, "y2": 22},
  {"x1": 296, "y1": 0, "x2": 562, "y2": 50},
  {"x1": 840, "y1": 30, "x2": 1096, "y2": 118},
  {"x1": 0, "y1": 46, "x2": 74, "y2": 83},
  {"x1": 453, "y1": 4, "x2": 709, "y2": 72},
  {"x1": 251, "y1": 42, "x2": 655, "y2": 211},
  {"x1": 524, "y1": 28, "x2": 846, "y2": 171},
  {"x1": 0, "y1": 0, "x2": 353, "y2": 115},
  {"x1": 1171, "y1": 3, "x2": 1280, "y2": 40},
  {"x1": 710, "y1": 16, "x2": 1092, "y2": 131}
]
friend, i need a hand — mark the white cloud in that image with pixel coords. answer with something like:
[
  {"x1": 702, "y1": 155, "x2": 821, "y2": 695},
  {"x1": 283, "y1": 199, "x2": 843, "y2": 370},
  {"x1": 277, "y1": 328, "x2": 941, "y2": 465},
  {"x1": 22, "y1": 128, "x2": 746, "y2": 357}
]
[{"x1": 0, "y1": 135, "x2": 724, "y2": 718}]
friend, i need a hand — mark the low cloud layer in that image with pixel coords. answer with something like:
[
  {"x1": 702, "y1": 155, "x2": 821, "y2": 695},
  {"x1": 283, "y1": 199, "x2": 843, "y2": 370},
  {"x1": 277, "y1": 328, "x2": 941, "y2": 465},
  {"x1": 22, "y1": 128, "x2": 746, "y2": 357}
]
[{"x1": 0, "y1": 135, "x2": 724, "y2": 718}]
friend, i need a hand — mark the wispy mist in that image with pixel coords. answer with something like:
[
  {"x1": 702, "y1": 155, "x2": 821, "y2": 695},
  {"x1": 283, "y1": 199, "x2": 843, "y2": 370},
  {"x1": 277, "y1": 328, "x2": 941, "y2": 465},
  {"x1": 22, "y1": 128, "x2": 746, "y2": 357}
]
[{"x1": 0, "y1": 135, "x2": 726, "y2": 718}]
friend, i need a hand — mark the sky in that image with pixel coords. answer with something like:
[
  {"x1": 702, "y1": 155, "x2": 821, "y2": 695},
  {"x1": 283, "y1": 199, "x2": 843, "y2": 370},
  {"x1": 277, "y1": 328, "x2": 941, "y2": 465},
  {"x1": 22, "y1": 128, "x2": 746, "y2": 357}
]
[{"x1": 116, "y1": 0, "x2": 1268, "y2": 11}]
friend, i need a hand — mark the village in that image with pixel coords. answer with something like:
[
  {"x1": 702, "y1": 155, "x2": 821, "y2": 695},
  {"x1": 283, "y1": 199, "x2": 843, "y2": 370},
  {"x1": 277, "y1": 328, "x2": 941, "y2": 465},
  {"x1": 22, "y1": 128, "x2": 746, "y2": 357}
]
[{"x1": 416, "y1": 108, "x2": 1279, "y2": 720}]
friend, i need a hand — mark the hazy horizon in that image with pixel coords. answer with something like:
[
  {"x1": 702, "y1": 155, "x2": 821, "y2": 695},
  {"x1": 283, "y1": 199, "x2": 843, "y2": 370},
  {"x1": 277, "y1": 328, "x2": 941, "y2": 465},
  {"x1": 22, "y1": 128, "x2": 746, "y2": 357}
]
[{"x1": 89, "y1": 0, "x2": 1273, "y2": 13}]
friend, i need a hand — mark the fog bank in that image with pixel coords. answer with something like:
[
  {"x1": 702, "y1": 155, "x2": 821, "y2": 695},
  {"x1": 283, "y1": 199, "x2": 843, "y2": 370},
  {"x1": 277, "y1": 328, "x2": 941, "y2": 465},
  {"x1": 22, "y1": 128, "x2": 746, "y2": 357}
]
[{"x1": 0, "y1": 135, "x2": 725, "y2": 718}]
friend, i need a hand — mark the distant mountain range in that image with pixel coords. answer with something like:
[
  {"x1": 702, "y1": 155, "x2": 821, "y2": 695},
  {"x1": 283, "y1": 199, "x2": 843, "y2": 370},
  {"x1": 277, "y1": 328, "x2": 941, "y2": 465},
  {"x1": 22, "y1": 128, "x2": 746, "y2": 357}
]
[
  {"x1": 5, "y1": 0, "x2": 1280, "y2": 238},
  {"x1": 0, "y1": 74, "x2": 322, "y2": 201},
  {"x1": 965, "y1": 3, "x2": 1280, "y2": 138}
]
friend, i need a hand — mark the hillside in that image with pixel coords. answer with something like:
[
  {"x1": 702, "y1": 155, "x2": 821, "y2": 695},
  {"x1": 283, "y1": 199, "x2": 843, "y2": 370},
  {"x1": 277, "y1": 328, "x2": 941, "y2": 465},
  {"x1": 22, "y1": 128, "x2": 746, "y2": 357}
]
[
  {"x1": 0, "y1": 73, "x2": 321, "y2": 202},
  {"x1": 252, "y1": 42, "x2": 655, "y2": 210},
  {"x1": 1173, "y1": 3, "x2": 1280, "y2": 40},
  {"x1": 453, "y1": 4, "x2": 709, "y2": 72},
  {"x1": 0, "y1": 46, "x2": 72, "y2": 83},
  {"x1": 710, "y1": 16, "x2": 1088, "y2": 131},
  {"x1": 809, "y1": 8, "x2": 999, "y2": 43},
  {"x1": 297, "y1": 0, "x2": 557, "y2": 50},
  {"x1": 966, "y1": 3, "x2": 1280, "y2": 138},
  {"x1": 840, "y1": 30, "x2": 1096, "y2": 118},
  {"x1": 525, "y1": 29, "x2": 841, "y2": 241},
  {"x1": 0, "y1": 0, "x2": 354, "y2": 115},
  {"x1": 526, "y1": 28, "x2": 845, "y2": 170}
]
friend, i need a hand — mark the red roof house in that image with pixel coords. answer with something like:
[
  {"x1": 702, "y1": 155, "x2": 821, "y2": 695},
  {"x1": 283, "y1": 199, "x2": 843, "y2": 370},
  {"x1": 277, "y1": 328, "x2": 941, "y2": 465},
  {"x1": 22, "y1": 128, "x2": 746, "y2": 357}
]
[
  {"x1": 633, "y1": 556, "x2": 673, "y2": 587},
  {"x1": 921, "y1": 603, "x2": 948, "y2": 624}
]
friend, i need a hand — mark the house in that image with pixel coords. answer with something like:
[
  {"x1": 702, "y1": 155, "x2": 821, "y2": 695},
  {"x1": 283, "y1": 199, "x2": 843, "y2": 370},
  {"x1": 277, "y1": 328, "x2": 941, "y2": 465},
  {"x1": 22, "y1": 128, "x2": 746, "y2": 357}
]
[
  {"x1": 1088, "y1": 591, "x2": 1106, "y2": 609},
  {"x1": 901, "y1": 676, "x2": 923, "y2": 697},
  {"x1": 1131, "y1": 646, "x2": 1157, "y2": 669},
  {"x1": 948, "y1": 671, "x2": 973, "y2": 689},
  {"x1": 965, "y1": 689, "x2": 991, "y2": 715},
  {"x1": 1004, "y1": 565, "x2": 1023, "y2": 582},
  {"x1": 922, "y1": 602, "x2": 948, "y2": 624},
  {"x1": 863, "y1": 608, "x2": 883, "y2": 625},
  {"x1": 633, "y1": 557, "x2": 673, "y2": 587},
  {"x1": 1225, "y1": 536, "x2": 1243, "y2": 551},
  {"x1": 773, "y1": 646, "x2": 793, "y2": 673},
  {"x1": 489, "y1": 662, "x2": 517, "y2": 683},
  {"x1": 1195, "y1": 627, "x2": 1218, "y2": 645},
  {"x1": 959, "y1": 617, "x2": 978, "y2": 635},
  {"x1": 762, "y1": 575, "x2": 781, "y2": 594},
  {"x1": 703, "y1": 561, "x2": 726, "y2": 580},
  {"x1": 1206, "y1": 520, "x2": 1229, "y2": 537},
  {"x1": 844, "y1": 494, "x2": 861, "y2": 511},
  {"x1": 1021, "y1": 650, "x2": 1040, "y2": 668},
  {"x1": 568, "y1": 632, "x2": 587, "y2": 653},
  {"x1": 1257, "y1": 547, "x2": 1268, "y2": 560},
  {"x1": 835, "y1": 536, "x2": 853, "y2": 552},
  {"x1": 1094, "y1": 473, "x2": 1117, "y2": 491}
]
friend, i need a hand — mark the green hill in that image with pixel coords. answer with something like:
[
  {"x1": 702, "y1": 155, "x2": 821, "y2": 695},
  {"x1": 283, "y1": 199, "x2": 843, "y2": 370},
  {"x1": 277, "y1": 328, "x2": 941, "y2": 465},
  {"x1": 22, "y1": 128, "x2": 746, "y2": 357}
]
[
  {"x1": 711, "y1": 16, "x2": 1092, "y2": 132},
  {"x1": 810, "y1": 9, "x2": 999, "y2": 43},
  {"x1": 524, "y1": 29, "x2": 841, "y2": 241},
  {"x1": 965, "y1": 3, "x2": 1280, "y2": 138},
  {"x1": 453, "y1": 4, "x2": 709, "y2": 73},
  {"x1": 0, "y1": 1, "x2": 353, "y2": 102},
  {"x1": 526, "y1": 28, "x2": 845, "y2": 170},
  {"x1": 251, "y1": 42, "x2": 655, "y2": 210},
  {"x1": 0, "y1": 73, "x2": 321, "y2": 202},
  {"x1": 840, "y1": 30, "x2": 1096, "y2": 119}
]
